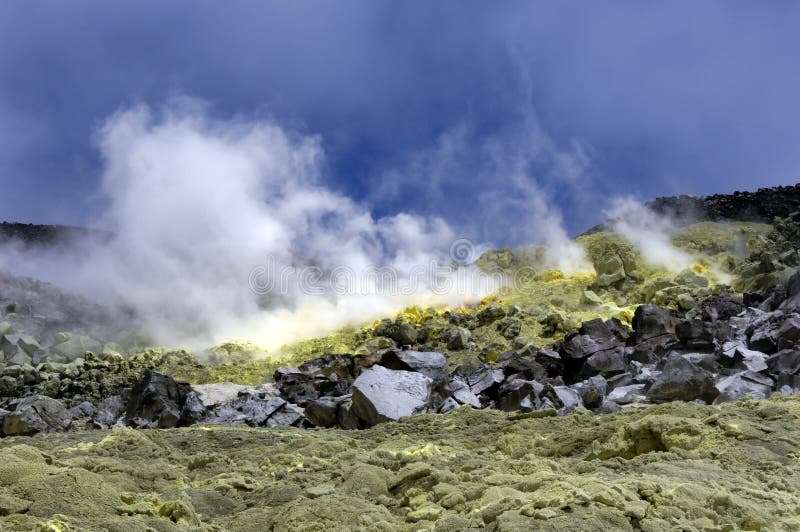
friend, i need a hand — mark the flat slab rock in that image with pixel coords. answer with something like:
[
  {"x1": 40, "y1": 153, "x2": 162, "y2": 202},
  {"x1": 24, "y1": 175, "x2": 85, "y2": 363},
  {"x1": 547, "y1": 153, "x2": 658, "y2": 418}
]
[{"x1": 351, "y1": 364, "x2": 433, "y2": 426}]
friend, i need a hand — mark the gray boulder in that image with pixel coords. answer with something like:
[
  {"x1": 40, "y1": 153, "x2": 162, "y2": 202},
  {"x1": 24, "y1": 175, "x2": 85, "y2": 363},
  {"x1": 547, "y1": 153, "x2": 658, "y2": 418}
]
[
  {"x1": 700, "y1": 294, "x2": 744, "y2": 321},
  {"x1": 449, "y1": 376, "x2": 482, "y2": 408},
  {"x1": 607, "y1": 384, "x2": 647, "y2": 405},
  {"x1": 749, "y1": 319, "x2": 781, "y2": 354},
  {"x1": 561, "y1": 319, "x2": 619, "y2": 359},
  {"x1": 379, "y1": 349, "x2": 448, "y2": 383},
  {"x1": 374, "y1": 319, "x2": 418, "y2": 346},
  {"x1": 266, "y1": 402, "x2": 304, "y2": 427},
  {"x1": 777, "y1": 315, "x2": 800, "y2": 348},
  {"x1": 578, "y1": 347, "x2": 626, "y2": 380},
  {"x1": 648, "y1": 356, "x2": 718, "y2": 403},
  {"x1": 305, "y1": 395, "x2": 348, "y2": 427},
  {"x1": 766, "y1": 349, "x2": 800, "y2": 375},
  {"x1": 571, "y1": 376, "x2": 607, "y2": 409},
  {"x1": 465, "y1": 365, "x2": 505, "y2": 396},
  {"x1": 675, "y1": 320, "x2": 715, "y2": 351},
  {"x1": 552, "y1": 386, "x2": 583, "y2": 412},
  {"x1": 439, "y1": 397, "x2": 460, "y2": 413},
  {"x1": 351, "y1": 365, "x2": 432, "y2": 426},
  {"x1": 192, "y1": 382, "x2": 254, "y2": 408},
  {"x1": 3, "y1": 395, "x2": 72, "y2": 436},
  {"x1": 715, "y1": 371, "x2": 774, "y2": 402},
  {"x1": 632, "y1": 304, "x2": 678, "y2": 343},
  {"x1": 220, "y1": 395, "x2": 286, "y2": 426},
  {"x1": 94, "y1": 395, "x2": 125, "y2": 429},
  {"x1": 477, "y1": 303, "x2": 506, "y2": 325},
  {"x1": 336, "y1": 396, "x2": 364, "y2": 430},
  {"x1": 125, "y1": 370, "x2": 194, "y2": 429},
  {"x1": 719, "y1": 341, "x2": 768, "y2": 372},
  {"x1": 497, "y1": 378, "x2": 542, "y2": 412}
]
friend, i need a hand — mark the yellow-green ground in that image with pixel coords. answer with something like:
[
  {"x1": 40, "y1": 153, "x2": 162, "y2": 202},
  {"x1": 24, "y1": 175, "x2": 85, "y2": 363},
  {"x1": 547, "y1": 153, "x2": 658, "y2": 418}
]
[
  {"x1": 4, "y1": 220, "x2": 798, "y2": 531},
  {"x1": 2, "y1": 396, "x2": 800, "y2": 531}
]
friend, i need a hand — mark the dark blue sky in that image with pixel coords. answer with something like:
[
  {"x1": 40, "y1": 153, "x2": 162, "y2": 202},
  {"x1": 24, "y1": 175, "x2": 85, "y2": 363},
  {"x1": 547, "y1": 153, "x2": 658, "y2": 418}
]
[{"x1": 2, "y1": 1, "x2": 799, "y2": 240}]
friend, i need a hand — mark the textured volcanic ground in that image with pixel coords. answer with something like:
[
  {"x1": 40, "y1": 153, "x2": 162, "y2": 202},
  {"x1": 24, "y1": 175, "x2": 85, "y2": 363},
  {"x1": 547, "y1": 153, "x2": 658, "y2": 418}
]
[{"x1": 2, "y1": 183, "x2": 800, "y2": 530}]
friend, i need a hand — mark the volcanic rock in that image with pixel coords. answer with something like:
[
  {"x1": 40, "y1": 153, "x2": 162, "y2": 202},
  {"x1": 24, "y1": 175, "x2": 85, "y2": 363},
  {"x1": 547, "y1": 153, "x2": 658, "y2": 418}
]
[
  {"x1": 571, "y1": 376, "x2": 607, "y2": 409},
  {"x1": 776, "y1": 315, "x2": 800, "y2": 349},
  {"x1": 305, "y1": 395, "x2": 349, "y2": 427},
  {"x1": 444, "y1": 327, "x2": 470, "y2": 350},
  {"x1": 380, "y1": 349, "x2": 450, "y2": 406},
  {"x1": 715, "y1": 371, "x2": 774, "y2": 402},
  {"x1": 700, "y1": 294, "x2": 744, "y2": 321},
  {"x1": 632, "y1": 305, "x2": 679, "y2": 344},
  {"x1": 477, "y1": 303, "x2": 506, "y2": 325},
  {"x1": 351, "y1": 365, "x2": 433, "y2": 426},
  {"x1": 94, "y1": 395, "x2": 125, "y2": 429},
  {"x1": 766, "y1": 349, "x2": 800, "y2": 376},
  {"x1": 374, "y1": 319, "x2": 418, "y2": 346},
  {"x1": 449, "y1": 376, "x2": 482, "y2": 408},
  {"x1": 125, "y1": 370, "x2": 193, "y2": 429},
  {"x1": 464, "y1": 365, "x2": 505, "y2": 397},
  {"x1": 648, "y1": 356, "x2": 718, "y2": 403},
  {"x1": 675, "y1": 319, "x2": 716, "y2": 352},
  {"x1": 497, "y1": 378, "x2": 542, "y2": 412},
  {"x1": 2, "y1": 395, "x2": 72, "y2": 436}
]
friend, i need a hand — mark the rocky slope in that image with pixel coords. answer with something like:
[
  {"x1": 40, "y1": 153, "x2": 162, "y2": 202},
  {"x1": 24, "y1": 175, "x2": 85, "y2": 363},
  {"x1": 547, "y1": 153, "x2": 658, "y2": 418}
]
[
  {"x1": 582, "y1": 183, "x2": 800, "y2": 235},
  {"x1": 2, "y1": 182, "x2": 800, "y2": 530}
]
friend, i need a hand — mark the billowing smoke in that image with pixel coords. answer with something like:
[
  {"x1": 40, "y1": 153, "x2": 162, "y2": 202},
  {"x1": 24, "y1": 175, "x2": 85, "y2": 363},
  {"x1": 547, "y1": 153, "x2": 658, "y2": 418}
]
[
  {"x1": 0, "y1": 101, "x2": 597, "y2": 351},
  {"x1": 1, "y1": 103, "x2": 507, "y2": 350},
  {"x1": 604, "y1": 196, "x2": 694, "y2": 271}
]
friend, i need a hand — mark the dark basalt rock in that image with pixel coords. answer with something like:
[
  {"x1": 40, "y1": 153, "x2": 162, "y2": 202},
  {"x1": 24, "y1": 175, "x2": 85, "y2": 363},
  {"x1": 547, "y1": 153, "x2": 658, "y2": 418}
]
[
  {"x1": 305, "y1": 395, "x2": 346, "y2": 428},
  {"x1": 648, "y1": 356, "x2": 718, "y2": 403},
  {"x1": 464, "y1": 365, "x2": 505, "y2": 397},
  {"x1": 125, "y1": 370, "x2": 194, "y2": 429},
  {"x1": 719, "y1": 341, "x2": 769, "y2": 373},
  {"x1": 607, "y1": 384, "x2": 647, "y2": 405},
  {"x1": 570, "y1": 376, "x2": 607, "y2": 409},
  {"x1": 335, "y1": 396, "x2": 364, "y2": 430},
  {"x1": 584, "y1": 184, "x2": 800, "y2": 235},
  {"x1": 297, "y1": 354, "x2": 354, "y2": 380},
  {"x1": 577, "y1": 347, "x2": 627, "y2": 380},
  {"x1": 273, "y1": 366, "x2": 350, "y2": 407},
  {"x1": 497, "y1": 378, "x2": 542, "y2": 412},
  {"x1": 444, "y1": 327, "x2": 470, "y2": 350},
  {"x1": 700, "y1": 294, "x2": 744, "y2": 322},
  {"x1": 749, "y1": 322, "x2": 780, "y2": 354},
  {"x1": 496, "y1": 318, "x2": 521, "y2": 339},
  {"x1": 632, "y1": 305, "x2": 679, "y2": 344},
  {"x1": 766, "y1": 349, "x2": 800, "y2": 376},
  {"x1": 560, "y1": 318, "x2": 620, "y2": 359},
  {"x1": 497, "y1": 348, "x2": 548, "y2": 382},
  {"x1": 776, "y1": 315, "x2": 800, "y2": 349},
  {"x1": 448, "y1": 376, "x2": 482, "y2": 408},
  {"x1": 675, "y1": 319, "x2": 716, "y2": 352}
]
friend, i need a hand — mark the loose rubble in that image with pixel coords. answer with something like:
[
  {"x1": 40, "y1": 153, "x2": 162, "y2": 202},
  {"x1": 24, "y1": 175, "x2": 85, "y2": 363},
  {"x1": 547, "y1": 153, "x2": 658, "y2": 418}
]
[{"x1": 3, "y1": 266, "x2": 800, "y2": 434}]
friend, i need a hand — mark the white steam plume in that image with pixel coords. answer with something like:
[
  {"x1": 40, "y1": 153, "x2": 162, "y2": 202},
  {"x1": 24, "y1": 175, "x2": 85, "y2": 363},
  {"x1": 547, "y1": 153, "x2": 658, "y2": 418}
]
[
  {"x1": 1, "y1": 103, "x2": 500, "y2": 350},
  {"x1": 604, "y1": 196, "x2": 693, "y2": 271}
]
